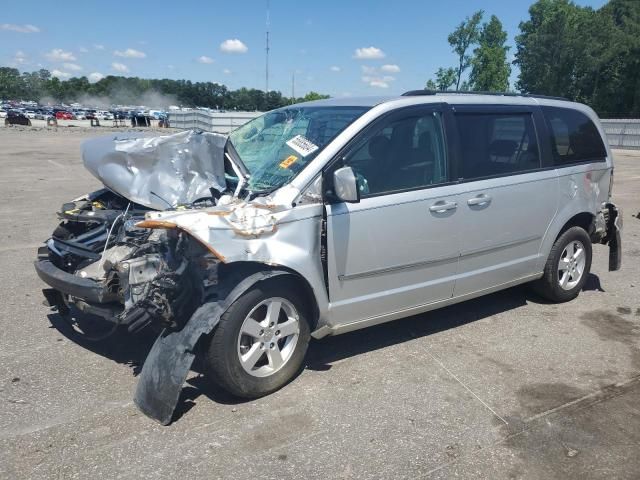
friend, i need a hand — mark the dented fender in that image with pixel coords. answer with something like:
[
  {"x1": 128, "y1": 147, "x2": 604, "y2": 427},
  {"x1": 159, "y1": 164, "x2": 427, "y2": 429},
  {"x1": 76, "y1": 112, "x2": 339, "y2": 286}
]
[{"x1": 134, "y1": 270, "x2": 290, "y2": 425}]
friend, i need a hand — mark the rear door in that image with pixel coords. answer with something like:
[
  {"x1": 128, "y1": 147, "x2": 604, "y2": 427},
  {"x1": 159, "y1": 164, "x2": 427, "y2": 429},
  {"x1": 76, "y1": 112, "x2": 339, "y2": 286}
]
[
  {"x1": 450, "y1": 105, "x2": 559, "y2": 297},
  {"x1": 325, "y1": 104, "x2": 465, "y2": 326}
]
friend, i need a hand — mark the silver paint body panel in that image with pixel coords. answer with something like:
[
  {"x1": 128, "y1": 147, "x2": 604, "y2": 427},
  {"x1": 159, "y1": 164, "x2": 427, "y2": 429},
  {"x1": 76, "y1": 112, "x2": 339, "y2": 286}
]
[{"x1": 142, "y1": 94, "x2": 614, "y2": 337}]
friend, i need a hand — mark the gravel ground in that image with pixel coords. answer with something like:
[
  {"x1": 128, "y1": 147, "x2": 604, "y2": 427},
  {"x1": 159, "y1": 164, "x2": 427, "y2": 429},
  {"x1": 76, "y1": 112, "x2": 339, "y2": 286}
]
[{"x1": 0, "y1": 127, "x2": 639, "y2": 479}]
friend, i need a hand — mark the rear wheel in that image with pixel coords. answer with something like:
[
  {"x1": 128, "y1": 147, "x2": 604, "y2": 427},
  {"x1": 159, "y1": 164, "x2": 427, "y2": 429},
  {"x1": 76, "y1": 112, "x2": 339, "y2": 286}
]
[
  {"x1": 534, "y1": 226, "x2": 592, "y2": 302},
  {"x1": 203, "y1": 277, "x2": 311, "y2": 398}
]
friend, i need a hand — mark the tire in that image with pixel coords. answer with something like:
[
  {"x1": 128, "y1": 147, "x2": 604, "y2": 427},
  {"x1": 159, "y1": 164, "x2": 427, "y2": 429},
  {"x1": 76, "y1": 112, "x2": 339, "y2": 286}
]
[
  {"x1": 203, "y1": 277, "x2": 311, "y2": 399},
  {"x1": 534, "y1": 226, "x2": 592, "y2": 302}
]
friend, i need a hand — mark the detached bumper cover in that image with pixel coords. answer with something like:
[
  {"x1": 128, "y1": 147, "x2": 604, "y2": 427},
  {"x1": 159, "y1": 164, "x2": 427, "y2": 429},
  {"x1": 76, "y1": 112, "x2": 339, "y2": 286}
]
[
  {"x1": 607, "y1": 203, "x2": 622, "y2": 272},
  {"x1": 134, "y1": 270, "x2": 288, "y2": 425}
]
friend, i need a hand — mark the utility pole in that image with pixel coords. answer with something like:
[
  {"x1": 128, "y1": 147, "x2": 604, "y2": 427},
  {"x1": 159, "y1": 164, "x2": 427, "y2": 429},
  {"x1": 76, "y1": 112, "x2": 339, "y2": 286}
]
[{"x1": 265, "y1": 0, "x2": 270, "y2": 95}]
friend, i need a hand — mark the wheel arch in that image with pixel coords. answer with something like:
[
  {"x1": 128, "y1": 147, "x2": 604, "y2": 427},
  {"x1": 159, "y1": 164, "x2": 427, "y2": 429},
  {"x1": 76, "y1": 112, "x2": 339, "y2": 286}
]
[
  {"x1": 538, "y1": 210, "x2": 595, "y2": 272},
  {"x1": 218, "y1": 260, "x2": 320, "y2": 330}
]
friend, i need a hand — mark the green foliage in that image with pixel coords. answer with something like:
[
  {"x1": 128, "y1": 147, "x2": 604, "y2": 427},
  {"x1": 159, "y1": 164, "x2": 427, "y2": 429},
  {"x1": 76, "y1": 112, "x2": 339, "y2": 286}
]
[
  {"x1": 425, "y1": 67, "x2": 457, "y2": 91},
  {"x1": 0, "y1": 69, "x2": 328, "y2": 111},
  {"x1": 448, "y1": 10, "x2": 484, "y2": 89},
  {"x1": 515, "y1": 0, "x2": 640, "y2": 115},
  {"x1": 469, "y1": 15, "x2": 511, "y2": 92}
]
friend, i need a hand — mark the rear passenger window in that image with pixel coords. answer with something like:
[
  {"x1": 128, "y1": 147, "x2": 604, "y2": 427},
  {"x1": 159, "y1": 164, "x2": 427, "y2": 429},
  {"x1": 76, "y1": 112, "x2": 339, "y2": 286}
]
[
  {"x1": 542, "y1": 106, "x2": 607, "y2": 165},
  {"x1": 455, "y1": 113, "x2": 541, "y2": 180}
]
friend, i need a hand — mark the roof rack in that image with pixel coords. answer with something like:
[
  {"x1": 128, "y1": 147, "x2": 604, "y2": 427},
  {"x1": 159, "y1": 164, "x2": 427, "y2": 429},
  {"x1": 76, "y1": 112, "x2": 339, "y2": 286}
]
[{"x1": 401, "y1": 89, "x2": 569, "y2": 102}]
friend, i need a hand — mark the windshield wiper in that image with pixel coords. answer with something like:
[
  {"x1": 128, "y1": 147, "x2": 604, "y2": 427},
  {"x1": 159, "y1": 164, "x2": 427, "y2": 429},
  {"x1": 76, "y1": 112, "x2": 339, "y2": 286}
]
[{"x1": 225, "y1": 140, "x2": 250, "y2": 179}]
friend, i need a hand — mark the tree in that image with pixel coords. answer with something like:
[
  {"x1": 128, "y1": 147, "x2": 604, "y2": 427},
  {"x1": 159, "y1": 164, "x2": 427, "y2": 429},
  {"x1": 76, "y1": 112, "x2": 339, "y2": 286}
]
[
  {"x1": 514, "y1": 0, "x2": 640, "y2": 116},
  {"x1": 448, "y1": 10, "x2": 484, "y2": 89},
  {"x1": 514, "y1": 0, "x2": 591, "y2": 98},
  {"x1": 426, "y1": 67, "x2": 457, "y2": 91},
  {"x1": 0, "y1": 66, "x2": 329, "y2": 111},
  {"x1": 469, "y1": 15, "x2": 511, "y2": 92}
]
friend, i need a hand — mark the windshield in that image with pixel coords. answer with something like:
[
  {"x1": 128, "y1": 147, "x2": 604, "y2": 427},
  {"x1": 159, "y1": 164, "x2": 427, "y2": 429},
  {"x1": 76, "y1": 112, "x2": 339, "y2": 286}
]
[{"x1": 228, "y1": 106, "x2": 369, "y2": 192}]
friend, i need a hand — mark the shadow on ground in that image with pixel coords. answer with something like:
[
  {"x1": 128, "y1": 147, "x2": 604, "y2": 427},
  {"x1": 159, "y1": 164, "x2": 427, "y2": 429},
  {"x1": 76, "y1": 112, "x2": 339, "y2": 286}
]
[{"x1": 46, "y1": 274, "x2": 605, "y2": 421}]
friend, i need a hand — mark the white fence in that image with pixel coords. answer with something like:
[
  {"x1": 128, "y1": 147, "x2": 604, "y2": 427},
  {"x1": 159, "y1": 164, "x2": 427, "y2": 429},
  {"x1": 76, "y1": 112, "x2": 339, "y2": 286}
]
[
  {"x1": 601, "y1": 119, "x2": 640, "y2": 150},
  {"x1": 168, "y1": 110, "x2": 640, "y2": 150},
  {"x1": 167, "y1": 110, "x2": 261, "y2": 134}
]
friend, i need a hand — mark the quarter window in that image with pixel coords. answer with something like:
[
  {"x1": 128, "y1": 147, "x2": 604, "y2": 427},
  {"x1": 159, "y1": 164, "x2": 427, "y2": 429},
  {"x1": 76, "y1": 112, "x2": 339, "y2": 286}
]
[
  {"x1": 455, "y1": 113, "x2": 541, "y2": 180},
  {"x1": 344, "y1": 111, "x2": 448, "y2": 196},
  {"x1": 541, "y1": 106, "x2": 607, "y2": 165}
]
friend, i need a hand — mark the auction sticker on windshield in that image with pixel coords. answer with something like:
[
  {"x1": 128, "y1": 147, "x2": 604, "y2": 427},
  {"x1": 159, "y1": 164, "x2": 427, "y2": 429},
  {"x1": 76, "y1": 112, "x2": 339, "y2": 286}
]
[
  {"x1": 286, "y1": 135, "x2": 319, "y2": 157},
  {"x1": 279, "y1": 155, "x2": 298, "y2": 169}
]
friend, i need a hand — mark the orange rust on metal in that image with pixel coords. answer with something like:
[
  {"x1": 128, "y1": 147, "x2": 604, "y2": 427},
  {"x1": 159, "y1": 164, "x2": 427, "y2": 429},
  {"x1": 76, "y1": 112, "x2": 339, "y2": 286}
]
[
  {"x1": 136, "y1": 219, "x2": 227, "y2": 262},
  {"x1": 136, "y1": 219, "x2": 178, "y2": 229},
  {"x1": 206, "y1": 210, "x2": 233, "y2": 216},
  {"x1": 188, "y1": 234, "x2": 226, "y2": 262}
]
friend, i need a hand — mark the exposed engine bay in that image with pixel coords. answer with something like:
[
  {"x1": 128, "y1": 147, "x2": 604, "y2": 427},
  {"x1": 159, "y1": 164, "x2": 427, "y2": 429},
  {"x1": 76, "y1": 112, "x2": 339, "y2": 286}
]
[{"x1": 36, "y1": 187, "x2": 219, "y2": 334}]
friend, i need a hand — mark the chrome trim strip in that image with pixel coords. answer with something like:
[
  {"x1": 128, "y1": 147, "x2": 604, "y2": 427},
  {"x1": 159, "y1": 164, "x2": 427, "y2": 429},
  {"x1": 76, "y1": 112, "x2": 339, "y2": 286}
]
[
  {"x1": 460, "y1": 234, "x2": 541, "y2": 258},
  {"x1": 338, "y1": 235, "x2": 541, "y2": 281},
  {"x1": 338, "y1": 254, "x2": 458, "y2": 281}
]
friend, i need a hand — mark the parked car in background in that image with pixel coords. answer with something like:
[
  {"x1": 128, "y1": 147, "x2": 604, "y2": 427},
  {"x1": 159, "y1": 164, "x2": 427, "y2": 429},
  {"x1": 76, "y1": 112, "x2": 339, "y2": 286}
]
[
  {"x1": 55, "y1": 111, "x2": 73, "y2": 120},
  {"x1": 5, "y1": 110, "x2": 32, "y2": 126},
  {"x1": 0, "y1": 109, "x2": 7, "y2": 118},
  {"x1": 73, "y1": 111, "x2": 86, "y2": 120},
  {"x1": 25, "y1": 110, "x2": 36, "y2": 119}
]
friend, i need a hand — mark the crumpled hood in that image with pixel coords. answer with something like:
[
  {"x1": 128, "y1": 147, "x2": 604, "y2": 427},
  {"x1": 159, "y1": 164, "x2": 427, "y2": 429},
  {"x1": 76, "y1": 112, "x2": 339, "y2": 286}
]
[{"x1": 81, "y1": 130, "x2": 227, "y2": 210}]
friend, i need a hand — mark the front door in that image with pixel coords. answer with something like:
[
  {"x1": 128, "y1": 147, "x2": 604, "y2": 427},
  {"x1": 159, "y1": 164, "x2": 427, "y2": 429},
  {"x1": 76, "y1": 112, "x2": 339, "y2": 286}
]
[{"x1": 325, "y1": 105, "x2": 465, "y2": 327}]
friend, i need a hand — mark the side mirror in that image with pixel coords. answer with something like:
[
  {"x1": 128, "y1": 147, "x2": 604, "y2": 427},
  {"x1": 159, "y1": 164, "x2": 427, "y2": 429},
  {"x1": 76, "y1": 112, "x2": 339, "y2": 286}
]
[{"x1": 333, "y1": 166, "x2": 360, "y2": 203}]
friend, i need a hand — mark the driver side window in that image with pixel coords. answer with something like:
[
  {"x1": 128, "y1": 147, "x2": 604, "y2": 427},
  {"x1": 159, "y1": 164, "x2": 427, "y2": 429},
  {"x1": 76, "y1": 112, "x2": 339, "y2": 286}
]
[{"x1": 344, "y1": 110, "x2": 448, "y2": 197}]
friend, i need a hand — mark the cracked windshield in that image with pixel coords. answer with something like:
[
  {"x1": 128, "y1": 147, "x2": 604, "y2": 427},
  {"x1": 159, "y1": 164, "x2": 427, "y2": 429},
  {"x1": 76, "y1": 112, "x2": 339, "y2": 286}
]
[{"x1": 229, "y1": 106, "x2": 368, "y2": 192}]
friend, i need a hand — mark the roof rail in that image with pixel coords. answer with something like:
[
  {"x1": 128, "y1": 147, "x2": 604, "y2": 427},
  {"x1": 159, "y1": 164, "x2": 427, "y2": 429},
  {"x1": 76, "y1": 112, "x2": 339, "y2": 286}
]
[{"x1": 401, "y1": 89, "x2": 569, "y2": 102}]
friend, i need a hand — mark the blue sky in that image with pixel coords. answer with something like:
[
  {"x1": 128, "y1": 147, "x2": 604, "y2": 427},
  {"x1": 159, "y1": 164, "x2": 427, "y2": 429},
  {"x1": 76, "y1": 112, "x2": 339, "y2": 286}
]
[{"x1": 2, "y1": 0, "x2": 608, "y2": 97}]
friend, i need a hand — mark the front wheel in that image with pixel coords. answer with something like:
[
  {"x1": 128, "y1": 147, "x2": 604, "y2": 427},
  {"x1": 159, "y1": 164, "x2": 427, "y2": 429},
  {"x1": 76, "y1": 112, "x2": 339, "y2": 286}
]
[
  {"x1": 534, "y1": 226, "x2": 592, "y2": 302},
  {"x1": 203, "y1": 277, "x2": 311, "y2": 398}
]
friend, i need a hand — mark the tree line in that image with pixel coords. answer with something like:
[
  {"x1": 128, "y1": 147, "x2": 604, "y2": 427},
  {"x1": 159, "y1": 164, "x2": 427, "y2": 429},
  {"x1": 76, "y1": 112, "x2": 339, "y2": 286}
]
[
  {"x1": 426, "y1": 0, "x2": 639, "y2": 116},
  {"x1": 0, "y1": 67, "x2": 328, "y2": 111},
  {"x1": 1, "y1": 0, "x2": 639, "y2": 116}
]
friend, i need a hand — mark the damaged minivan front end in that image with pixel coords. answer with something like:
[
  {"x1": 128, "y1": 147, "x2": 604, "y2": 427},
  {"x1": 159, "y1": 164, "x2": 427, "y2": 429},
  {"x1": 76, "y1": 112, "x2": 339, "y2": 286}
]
[
  {"x1": 35, "y1": 104, "x2": 355, "y2": 423},
  {"x1": 35, "y1": 131, "x2": 234, "y2": 336}
]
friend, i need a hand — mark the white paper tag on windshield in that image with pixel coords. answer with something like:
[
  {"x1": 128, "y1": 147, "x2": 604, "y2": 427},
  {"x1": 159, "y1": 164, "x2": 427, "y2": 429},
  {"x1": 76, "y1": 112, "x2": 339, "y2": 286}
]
[{"x1": 286, "y1": 135, "x2": 319, "y2": 157}]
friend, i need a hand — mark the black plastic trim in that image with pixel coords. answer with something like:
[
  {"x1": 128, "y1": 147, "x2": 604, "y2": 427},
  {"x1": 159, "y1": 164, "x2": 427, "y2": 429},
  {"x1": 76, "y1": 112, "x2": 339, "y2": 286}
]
[{"x1": 34, "y1": 259, "x2": 115, "y2": 304}]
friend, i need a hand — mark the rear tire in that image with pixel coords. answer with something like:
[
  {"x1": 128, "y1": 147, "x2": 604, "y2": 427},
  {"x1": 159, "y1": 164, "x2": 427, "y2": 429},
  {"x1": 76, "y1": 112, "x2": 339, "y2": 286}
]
[
  {"x1": 534, "y1": 226, "x2": 592, "y2": 302},
  {"x1": 203, "y1": 277, "x2": 311, "y2": 399}
]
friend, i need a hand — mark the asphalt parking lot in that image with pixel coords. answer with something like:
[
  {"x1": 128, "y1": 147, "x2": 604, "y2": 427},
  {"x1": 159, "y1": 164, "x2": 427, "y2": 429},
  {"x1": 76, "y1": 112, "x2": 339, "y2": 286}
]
[{"x1": 1, "y1": 126, "x2": 639, "y2": 479}]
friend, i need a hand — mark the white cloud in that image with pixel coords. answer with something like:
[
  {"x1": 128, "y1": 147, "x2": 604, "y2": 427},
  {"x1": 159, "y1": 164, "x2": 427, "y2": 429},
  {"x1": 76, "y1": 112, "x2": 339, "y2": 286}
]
[
  {"x1": 223, "y1": 68, "x2": 232, "y2": 74},
  {"x1": 330, "y1": 66, "x2": 341, "y2": 72},
  {"x1": 353, "y1": 46, "x2": 385, "y2": 60},
  {"x1": 45, "y1": 49, "x2": 76, "y2": 62},
  {"x1": 361, "y1": 65, "x2": 376, "y2": 75},
  {"x1": 63, "y1": 63, "x2": 83, "y2": 71},
  {"x1": 114, "y1": 48, "x2": 146, "y2": 58},
  {"x1": 197, "y1": 55, "x2": 214, "y2": 64},
  {"x1": 167, "y1": 64, "x2": 175, "y2": 70},
  {"x1": 51, "y1": 69, "x2": 71, "y2": 79},
  {"x1": 111, "y1": 62, "x2": 129, "y2": 73},
  {"x1": 1, "y1": 23, "x2": 40, "y2": 33},
  {"x1": 78, "y1": 46, "x2": 89, "y2": 53},
  {"x1": 88, "y1": 72, "x2": 104, "y2": 83},
  {"x1": 369, "y1": 80, "x2": 389, "y2": 88},
  {"x1": 380, "y1": 64, "x2": 400, "y2": 73},
  {"x1": 220, "y1": 39, "x2": 248, "y2": 54},
  {"x1": 94, "y1": 44, "x2": 105, "y2": 50},
  {"x1": 13, "y1": 50, "x2": 28, "y2": 65}
]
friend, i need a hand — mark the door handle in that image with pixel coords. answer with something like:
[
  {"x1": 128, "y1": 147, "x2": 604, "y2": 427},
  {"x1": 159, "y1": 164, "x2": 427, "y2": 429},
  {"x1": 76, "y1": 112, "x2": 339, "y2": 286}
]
[
  {"x1": 467, "y1": 194, "x2": 492, "y2": 207},
  {"x1": 429, "y1": 200, "x2": 458, "y2": 213}
]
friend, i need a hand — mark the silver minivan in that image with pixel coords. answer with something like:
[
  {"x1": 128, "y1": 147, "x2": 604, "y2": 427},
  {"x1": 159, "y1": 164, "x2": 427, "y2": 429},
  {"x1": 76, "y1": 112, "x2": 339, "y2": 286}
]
[{"x1": 35, "y1": 92, "x2": 622, "y2": 423}]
